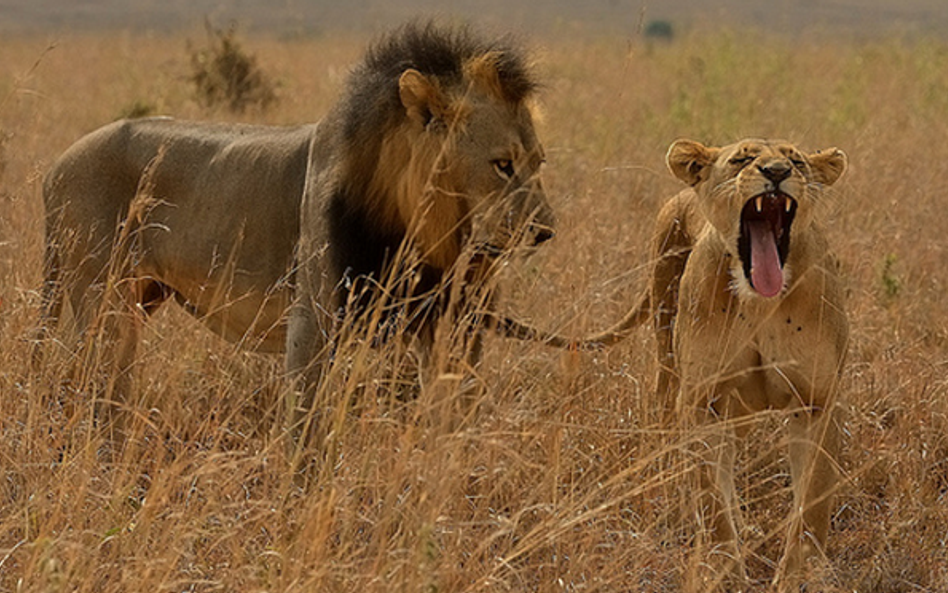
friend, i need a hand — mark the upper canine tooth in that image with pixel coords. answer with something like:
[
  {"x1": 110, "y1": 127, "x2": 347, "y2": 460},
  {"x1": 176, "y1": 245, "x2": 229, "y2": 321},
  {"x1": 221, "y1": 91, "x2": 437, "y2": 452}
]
[
  {"x1": 785, "y1": 198, "x2": 792, "y2": 212},
  {"x1": 755, "y1": 196, "x2": 763, "y2": 212}
]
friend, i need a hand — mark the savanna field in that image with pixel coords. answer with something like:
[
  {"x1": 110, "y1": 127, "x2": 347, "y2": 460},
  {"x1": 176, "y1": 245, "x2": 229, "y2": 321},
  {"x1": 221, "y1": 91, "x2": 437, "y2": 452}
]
[{"x1": 2, "y1": 23, "x2": 948, "y2": 592}]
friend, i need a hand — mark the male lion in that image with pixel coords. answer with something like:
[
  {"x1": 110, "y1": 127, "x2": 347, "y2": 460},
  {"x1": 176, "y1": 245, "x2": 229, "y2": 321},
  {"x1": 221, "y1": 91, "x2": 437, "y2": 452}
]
[
  {"x1": 40, "y1": 23, "x2": 555, "y2": 437},
  {"x1": 580, "y1": 138, "x2": 848, "y2": 590}
]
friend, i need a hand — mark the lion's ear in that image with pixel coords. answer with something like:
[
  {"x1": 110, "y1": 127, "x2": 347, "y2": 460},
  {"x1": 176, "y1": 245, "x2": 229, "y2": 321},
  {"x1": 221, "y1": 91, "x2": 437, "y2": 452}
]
[
  {"x1": 464, "y1": 52, "x2": 504, "y2": 101},
  {"x1": 808, "y1": 148, "x2": 847, "y2": 186},
  {"x1": 666, "y1": 139, "x2": 720, "y2": 186},
  {"x1": 399, "y1": 69, "x2": 447, "y2": 126}
]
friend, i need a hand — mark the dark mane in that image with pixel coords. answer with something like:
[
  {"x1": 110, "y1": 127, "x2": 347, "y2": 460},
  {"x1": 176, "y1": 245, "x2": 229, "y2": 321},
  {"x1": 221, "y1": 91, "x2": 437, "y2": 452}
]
[
  {"x1": 340, "y1": 21, "x2": 537, "y2": 142},
  {"x1": 324, "y1": 22, "x2": 539, "y2": 325}
]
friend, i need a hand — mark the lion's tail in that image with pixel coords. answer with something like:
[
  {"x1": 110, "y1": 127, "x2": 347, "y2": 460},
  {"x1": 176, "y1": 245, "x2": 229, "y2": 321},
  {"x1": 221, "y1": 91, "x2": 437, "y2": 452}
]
[
  {"x1": 492, "y1": 289, "x2": 652, "y2": 351},
  {"x1": 493, "y1": 314, "x2": 578, "y2": 349},
  {"x1": 492, "y1": 190, "x2": 697, "y2": 352},
  {"x1": 579, "y1": 191, "x2": 698, "y2": 350},
  {"x1": 574, "y1": 291, "x2": 652, "y2": 348},
  {"x1": 39, "y1": 240, "x2": 63, "y2": 327},
  {"x1": 38, "y1": 166, "x2": 68, "y2": 337}
]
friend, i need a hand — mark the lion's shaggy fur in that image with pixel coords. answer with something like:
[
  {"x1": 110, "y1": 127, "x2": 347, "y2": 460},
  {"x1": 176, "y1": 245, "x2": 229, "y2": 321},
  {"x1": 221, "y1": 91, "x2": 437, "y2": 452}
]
[
  {"x1": 286, "y1": 23, "x2": 553, "y2": 370},
  {"x1": 336, "y1": 24, "x2": 535, "y2": 235},
  {"x1": 40, "y1": 22, "x2": 554, "y2": 434}
]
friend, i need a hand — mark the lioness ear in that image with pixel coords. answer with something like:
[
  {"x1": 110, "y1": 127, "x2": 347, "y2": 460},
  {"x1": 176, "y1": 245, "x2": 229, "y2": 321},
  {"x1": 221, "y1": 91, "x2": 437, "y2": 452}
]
[
  {"x1": 399, "y1": 69, "x2": 447, "y2": 126},
  {"x1": 808, "y1": 148, "x2": 847, "y2": 186},
  {"x1": 667, "y1": 139, "x2": 721, "y2": 186}
]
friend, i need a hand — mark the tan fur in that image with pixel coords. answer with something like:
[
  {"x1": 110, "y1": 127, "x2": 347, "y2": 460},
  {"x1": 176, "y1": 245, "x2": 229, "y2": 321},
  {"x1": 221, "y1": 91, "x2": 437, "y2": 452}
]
[
  {"x1": 40, "y1": 24, "x2": 555, "y2": 441},
  {"x1": 581, "y1": 138, "x2": 848, "y2": 590}
]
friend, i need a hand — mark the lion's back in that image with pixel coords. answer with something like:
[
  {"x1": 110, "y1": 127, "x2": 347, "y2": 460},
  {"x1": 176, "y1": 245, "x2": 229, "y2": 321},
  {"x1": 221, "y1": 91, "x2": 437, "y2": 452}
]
[{"x1": 44, "y1": 118, "x2": 315, "y2": 218}]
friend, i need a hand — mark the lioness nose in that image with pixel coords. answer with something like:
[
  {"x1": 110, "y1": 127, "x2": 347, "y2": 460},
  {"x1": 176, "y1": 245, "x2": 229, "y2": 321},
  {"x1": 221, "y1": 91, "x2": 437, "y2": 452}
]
[{"x1": 759, "y1": 160, "x2": 792, "y2": 183}]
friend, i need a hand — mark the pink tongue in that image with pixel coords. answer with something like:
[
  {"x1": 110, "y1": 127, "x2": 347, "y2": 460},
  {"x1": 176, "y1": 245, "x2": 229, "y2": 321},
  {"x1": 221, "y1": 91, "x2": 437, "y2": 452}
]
[{"x1": 747, "y1": 219, "x2": 783, "y2": 297}]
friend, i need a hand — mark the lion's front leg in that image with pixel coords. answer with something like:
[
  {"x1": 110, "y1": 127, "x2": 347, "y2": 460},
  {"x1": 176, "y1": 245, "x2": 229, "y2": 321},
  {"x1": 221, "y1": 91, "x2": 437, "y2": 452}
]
[
  {"x1": 283, "y1": 289, "x2": 334, "y2": 465},
  {"x1": 419, "y1": 290, "x2": 492, "y2": 422},
  {"x1": 423, "y1": 267, "x2": 498, "y2": 408},
  {"x1": 776, "y1": 400, "x2": 840, "y2": 590}
]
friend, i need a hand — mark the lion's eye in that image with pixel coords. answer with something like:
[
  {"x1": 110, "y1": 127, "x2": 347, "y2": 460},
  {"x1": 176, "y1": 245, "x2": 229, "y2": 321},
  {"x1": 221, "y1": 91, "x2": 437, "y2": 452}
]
[
  {"x1": 493, "y1": 159, "x2": 515, "y2": 180},
  {"x1": 790, "y1": 157, "x2": 806, "y2": 168},
  {"x1": 729, "y1": 155, "x2": 754, "y2": 167}
]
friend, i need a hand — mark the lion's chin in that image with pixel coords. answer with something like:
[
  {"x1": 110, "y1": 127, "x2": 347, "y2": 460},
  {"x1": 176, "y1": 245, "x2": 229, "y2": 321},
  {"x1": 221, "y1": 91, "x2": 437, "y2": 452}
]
[
  {"x1": 738, "y1": 192, "x2": 797, "y2": 298},
  {"x1": 464, "y1": 243, "x2": 504, "y2": 272},
  {"x1": 472, "y1": 243, "x2": 505, "y2": 258}
]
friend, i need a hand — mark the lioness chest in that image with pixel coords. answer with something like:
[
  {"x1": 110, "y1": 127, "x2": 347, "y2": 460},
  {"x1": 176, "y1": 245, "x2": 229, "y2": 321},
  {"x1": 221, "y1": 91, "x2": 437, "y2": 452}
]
[{"x1": 675, "y1": 231, "x2": 847, "y2": 411}]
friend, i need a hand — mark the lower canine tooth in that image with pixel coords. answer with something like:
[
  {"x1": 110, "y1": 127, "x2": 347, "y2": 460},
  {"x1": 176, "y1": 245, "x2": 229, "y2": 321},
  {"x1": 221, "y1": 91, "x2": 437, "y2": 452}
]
[{"x1": 755, "y1": 197, "x2": 763, "y2": 212}]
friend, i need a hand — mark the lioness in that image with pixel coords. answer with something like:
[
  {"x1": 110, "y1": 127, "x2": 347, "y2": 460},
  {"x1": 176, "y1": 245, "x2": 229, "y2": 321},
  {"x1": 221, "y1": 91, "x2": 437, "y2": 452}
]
[
  {"x1": 41, "y1": 23, "x2": 555, "y2": 436},
  {"x1": 583, "y1": 138, "x2": 848, "y2": 589}
]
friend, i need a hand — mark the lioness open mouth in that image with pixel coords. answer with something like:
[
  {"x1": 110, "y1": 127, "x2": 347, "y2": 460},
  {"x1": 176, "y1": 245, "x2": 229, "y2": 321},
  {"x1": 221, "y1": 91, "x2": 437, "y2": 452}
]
[{"x1": 738, "y1": 192, "x2": 797, "y2": 297}]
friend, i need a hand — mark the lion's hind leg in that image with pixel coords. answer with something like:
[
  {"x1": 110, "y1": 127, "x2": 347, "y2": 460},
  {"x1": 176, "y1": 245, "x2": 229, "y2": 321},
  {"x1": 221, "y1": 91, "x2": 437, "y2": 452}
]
[
  {"x1": 78, "y1": 276, "x2": 168, "y2": 441},
  {"x1": 46, "y1": 225, "x2": 167, "y2": 442}
]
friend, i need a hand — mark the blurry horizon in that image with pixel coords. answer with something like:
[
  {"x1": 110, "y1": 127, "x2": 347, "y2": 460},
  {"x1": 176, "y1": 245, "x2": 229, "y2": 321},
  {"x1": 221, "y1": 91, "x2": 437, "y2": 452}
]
[{"x1": 2, "y1": 0, "x2": 948, "y2": 39}]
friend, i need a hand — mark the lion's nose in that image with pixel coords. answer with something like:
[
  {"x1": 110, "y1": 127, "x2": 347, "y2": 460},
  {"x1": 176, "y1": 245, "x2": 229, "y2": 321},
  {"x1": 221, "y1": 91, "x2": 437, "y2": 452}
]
[
  {"x1": 532, "y1": 224, "x2": 555, "y2": 244},
  {"x1": 759, "y1": 160, "x2": 792, "y2": 184}
]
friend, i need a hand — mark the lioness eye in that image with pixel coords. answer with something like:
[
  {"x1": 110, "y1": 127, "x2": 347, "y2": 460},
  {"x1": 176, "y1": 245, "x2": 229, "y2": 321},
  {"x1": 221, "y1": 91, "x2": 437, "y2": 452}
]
[
  {"x1": 729, "y1": 155, "x2": 754, "y2": 167},
  {"x1": 493, "y1": 159, "x2": 515, "y2": 180}
]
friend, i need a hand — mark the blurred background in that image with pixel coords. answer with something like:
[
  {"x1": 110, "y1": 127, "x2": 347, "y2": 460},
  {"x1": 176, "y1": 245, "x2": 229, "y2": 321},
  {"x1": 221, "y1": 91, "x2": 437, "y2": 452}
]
[{"x1": 2, "y1": 0, "x2": 948, "y2": 37}]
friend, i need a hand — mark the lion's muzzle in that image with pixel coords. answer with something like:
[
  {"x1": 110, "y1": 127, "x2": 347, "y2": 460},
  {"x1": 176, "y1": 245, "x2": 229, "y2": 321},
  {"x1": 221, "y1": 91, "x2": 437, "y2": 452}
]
[
  {"x1": 523, "y1": 185, "x2": 556, "y2": 246},
  {"x1": 738, "y1": 192, "x2": 797, "y2": 297},
  {"x1": 527, "y1": 219, "x2": 555, "y2": 245},
  {"x1": 505, "y1": 184, "x2": 555, "y2": 248}
]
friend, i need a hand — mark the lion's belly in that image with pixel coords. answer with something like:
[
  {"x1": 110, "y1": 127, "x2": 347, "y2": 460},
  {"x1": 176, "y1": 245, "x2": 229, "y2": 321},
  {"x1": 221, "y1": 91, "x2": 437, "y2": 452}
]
[
  {"x1": 191, "y1": 287, "x2": 291, "y2": 353},
  {"x1": 137, "y1": 210, "x2": 296, "y2": 353},
  {"x1": 137, "y1": 252, "x2": 292, "y2": 352}
]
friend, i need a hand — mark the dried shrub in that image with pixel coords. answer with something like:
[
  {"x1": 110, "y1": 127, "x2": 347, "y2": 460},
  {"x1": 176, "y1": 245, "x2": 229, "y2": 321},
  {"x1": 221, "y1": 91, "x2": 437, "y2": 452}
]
[
  {"x1": 117, "y1": 99, "x2": 157, "y2": 120},
  {"x1": 187, "y1": 20, "x2": 276, "y2": 113}
]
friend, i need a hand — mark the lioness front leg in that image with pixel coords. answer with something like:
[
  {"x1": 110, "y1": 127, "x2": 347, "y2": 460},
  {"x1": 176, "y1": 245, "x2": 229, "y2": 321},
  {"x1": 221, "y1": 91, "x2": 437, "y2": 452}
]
[
  {"x1": 696, "y1": 405, "x2": 746, "y2": 586},
  {"x1": 688, "y1": 386, "x2": 761, "y2": 591},
  {"x1": 777, "y1": 400, "x2": 840, "y2": 590}
]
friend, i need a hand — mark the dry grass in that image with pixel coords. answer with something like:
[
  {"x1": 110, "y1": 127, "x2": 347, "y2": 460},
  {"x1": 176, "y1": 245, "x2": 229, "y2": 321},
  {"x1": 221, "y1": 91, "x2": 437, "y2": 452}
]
[{"x1": 2, "y1": 26, "x2": 948, "y2": 592}]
